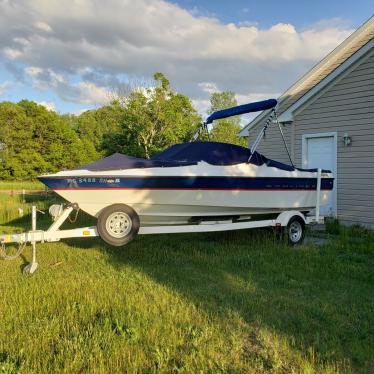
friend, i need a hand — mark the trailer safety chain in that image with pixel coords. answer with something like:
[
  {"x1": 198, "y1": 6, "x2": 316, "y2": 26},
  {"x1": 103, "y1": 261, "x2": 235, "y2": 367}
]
[
  {"x1": 68, "y1": 207, "x2": 80, "y2": 223},
  {"x1": 0, "y1": 240, "x2": 27, "y2": 261}
]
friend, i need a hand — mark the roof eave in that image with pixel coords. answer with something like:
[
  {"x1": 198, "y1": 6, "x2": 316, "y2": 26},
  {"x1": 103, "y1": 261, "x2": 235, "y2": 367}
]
[
  {"x1": 277, "y1": 38, "x2": 374, "y2": 123},
  {"x1": 239, "y1": 16, "x2": 374, "y2": 136}
]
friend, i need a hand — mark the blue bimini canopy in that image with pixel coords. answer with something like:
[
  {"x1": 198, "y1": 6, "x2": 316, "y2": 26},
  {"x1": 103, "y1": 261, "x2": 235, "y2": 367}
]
[{"x1": 205, "y1": 98, "x2": 277, "y2": 124}]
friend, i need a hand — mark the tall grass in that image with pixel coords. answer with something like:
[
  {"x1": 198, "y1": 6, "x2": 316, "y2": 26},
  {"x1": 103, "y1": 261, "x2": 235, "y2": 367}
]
[
  {"x1": 0, "y1": 193, "x2": 54, "y2": 227},
  {"x1": 0, "y1": 180, "x2": 45, "y2": 191},
  {"x1": 0, "y1": 194, "x2": 30, "y2": 226},
  {"x1": 0, "y1": 195, "x2": 373, "y2": 373}
]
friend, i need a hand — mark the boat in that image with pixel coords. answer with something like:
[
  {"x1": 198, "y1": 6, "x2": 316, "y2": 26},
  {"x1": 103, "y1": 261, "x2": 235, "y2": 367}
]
[{"x1": 38, "y1": 99, "x2": 334, "y2": 246}]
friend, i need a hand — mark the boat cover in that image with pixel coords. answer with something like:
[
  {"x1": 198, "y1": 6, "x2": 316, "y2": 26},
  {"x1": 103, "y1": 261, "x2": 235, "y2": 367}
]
[
  {"x1": 78, "y1": 153, "x2": 191, "y2": 171},
  {"x1": 78, "y1": 141, "x2": 322, "y2": 172},
  {"x1": 152, "y1": 141, "x2": 290, "y2": 168}
]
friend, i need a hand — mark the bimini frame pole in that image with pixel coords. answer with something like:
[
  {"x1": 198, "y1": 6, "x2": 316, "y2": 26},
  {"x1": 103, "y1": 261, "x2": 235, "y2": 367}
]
[
  {"x1": 274, "y1": 111, "x2": 295, "y2": 168},
  {"x1": 248, "y1": 109, "x2": 295, "y2": 167},
  {"x1": 192, "y1": 122, "x2": 210, "y2": 141},
  {"x1": 248, "y1": 109, "x2": 276, "y2": 162}
]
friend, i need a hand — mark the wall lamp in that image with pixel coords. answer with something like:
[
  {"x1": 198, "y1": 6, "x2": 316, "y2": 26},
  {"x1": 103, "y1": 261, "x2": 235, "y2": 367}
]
[{"x1": 343, "y1": 133, "x2": 352, "y2": 147}]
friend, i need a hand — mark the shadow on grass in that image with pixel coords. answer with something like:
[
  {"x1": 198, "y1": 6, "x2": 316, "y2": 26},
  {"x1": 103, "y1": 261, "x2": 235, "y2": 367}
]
[
  {"x1": 101, "y1": 229, "x2": 373, "y2": 372},
  {"x1": 2, "y1": 206, "x2": 373, "y2": 371}
]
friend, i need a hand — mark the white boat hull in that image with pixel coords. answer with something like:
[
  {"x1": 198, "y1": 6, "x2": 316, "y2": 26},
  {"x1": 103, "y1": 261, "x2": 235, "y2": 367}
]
[
  {"x1": 54, "y1": 187, "x2": 331, "y2": 226},
  {"x1": 40, "y1": 162, "x2": 333, "y2": 225},
  {"x1": 39, "y1": 161, "x2": 334, "y2": 226}
]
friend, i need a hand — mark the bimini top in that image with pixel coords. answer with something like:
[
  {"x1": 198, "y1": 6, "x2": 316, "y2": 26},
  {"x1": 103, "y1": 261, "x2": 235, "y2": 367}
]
[
  {"x1": 78, "y1": 141, "x2": 299, "y2": 172},
  {"x1": 206, "y1": 99, "x2": 277, "y2": 124}
]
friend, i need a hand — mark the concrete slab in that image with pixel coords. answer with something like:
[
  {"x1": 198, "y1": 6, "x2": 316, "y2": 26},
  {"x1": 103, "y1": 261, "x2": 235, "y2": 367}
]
[{"x1": 304, "y1": 236, "x2": 328, "y2": 246}]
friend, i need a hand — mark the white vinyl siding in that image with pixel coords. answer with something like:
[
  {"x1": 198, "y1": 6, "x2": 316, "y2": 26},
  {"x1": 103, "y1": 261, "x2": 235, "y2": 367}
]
[
  {"x1": 293, "y1": 49, "x2": 374, "y2": 227},
  {"x1": 247, "y1": 46, "x2": 374, "y2": 227}
]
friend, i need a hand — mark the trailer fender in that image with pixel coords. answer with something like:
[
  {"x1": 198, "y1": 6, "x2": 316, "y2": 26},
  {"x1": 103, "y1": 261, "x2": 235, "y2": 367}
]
[{"x1": 275, "y1": 211, "x2": 306, "y2": 227}]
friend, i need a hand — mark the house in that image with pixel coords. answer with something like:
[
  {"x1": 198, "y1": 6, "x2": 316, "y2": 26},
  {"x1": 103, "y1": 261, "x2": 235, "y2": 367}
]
[{"x1": 240, "y1": 16, "x2": 374, "y2": 227}]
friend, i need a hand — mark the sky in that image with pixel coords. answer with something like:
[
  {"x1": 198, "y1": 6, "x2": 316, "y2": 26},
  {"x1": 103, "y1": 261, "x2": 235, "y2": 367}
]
[{"x1": 0, "y1": 0, "x2": 373, "y2": 116}]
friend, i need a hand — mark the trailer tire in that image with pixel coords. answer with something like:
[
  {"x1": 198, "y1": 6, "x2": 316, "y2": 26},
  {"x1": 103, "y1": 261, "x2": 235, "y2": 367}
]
[
  {"x1": 286, "y1": 216, "x2": 305, "y2": 245},
  {"x1": 97, "y1": 204, "x2": 140, "y2": 247}
]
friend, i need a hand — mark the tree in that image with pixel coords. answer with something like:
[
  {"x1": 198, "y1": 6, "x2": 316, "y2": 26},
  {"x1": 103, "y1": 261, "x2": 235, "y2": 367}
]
[
  {"x1": 0, "y1": 101, "x2": 96, "y2": 179},
  {"x1": 103, "y1": 73, "x2": 201, "y2": 158},
  {"x1": 18, "y1": 100, "x2": 96, "y2": 171},
  {"x1": 0, "y1": 73, "x2": 204, "y2": 180},
  {"x1": 74, "y1": 101, "x2": 124, "y2": 154},
  {"x1": 208, "y1": 91, "x2": 246, "y2": 147},
  {"x1": 0, "y1": 102, "x2": 49, "y2": 179}
]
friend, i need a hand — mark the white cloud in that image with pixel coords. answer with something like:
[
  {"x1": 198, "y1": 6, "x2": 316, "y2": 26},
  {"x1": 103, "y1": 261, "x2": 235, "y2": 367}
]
[
  {"x1": 0, "y1": 81, "x2": 11, "y2": 96},
  {"x1": 77, "y1": 81, "x2": 110, "y2": 105},
  {"x1": 13, "y1": 37, "x2": 30, "y2": 46},
  {"x1": 25, "y1": 66, "x2": 43, "y2": 77},
  {"x1": 237, "y1": 20, "x2": 258, "y2": 27},
  {"x1": 34, "y1": 21, "x2": 53, "y2": 33},
  {"x1": 192, "y1": 98, "x2": 211, "y2": 116},
  {"x1": 0, "y1": 0, "x2": 353, "y2": 106},
  {"x1": 198, "y1": 82, "x2": 219, "y2": 95},
  {"x1": 37, "y1": 101, "x2": 56, "y2": 111},
  {"x1": 24, "y1": 66, "x2": 111, "y2": 105},
  {"x1": 3, "y1": 48, "x2": 23, "y2": 60}
]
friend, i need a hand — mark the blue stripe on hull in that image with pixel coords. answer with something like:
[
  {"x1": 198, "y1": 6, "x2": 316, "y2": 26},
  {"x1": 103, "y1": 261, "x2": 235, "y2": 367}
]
[{"x1": 39, "y1": 176, "x2": 334, "y2": 191}]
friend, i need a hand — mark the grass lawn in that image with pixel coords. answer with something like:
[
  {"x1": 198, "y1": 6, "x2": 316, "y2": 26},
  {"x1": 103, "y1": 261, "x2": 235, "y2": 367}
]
[
  {"x1": 0, "y1": 180, "x2": 45, "y2": 191},
  {"x1": 0, "y1": 193, "x2": 373, "y2": 373}
]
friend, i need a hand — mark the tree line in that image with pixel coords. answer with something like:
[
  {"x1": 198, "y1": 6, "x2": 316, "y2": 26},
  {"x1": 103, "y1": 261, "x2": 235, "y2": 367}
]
[{"x1": 0, "y1": 73, "x2": 246, "y2": 180}]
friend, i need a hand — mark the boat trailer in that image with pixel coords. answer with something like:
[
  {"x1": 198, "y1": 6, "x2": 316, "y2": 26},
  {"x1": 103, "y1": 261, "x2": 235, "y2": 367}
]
[{"x1": 1, "y1": 170, "x2": 325, "y2": 274}]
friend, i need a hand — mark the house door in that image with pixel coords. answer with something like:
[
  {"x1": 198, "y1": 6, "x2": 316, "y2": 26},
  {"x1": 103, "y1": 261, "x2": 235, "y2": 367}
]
[{"x1": 302, "y1": 133, "x2": 337, "y2": 217}]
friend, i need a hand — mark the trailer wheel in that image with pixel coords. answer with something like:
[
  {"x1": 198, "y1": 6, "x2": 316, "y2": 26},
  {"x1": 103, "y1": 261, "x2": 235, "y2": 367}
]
[
  {"x1": 286, "y1": 216, "x2": 305, "y2": 245},
  {"x1": 97, "y1": 204, "x2": 140, "y2": 246}
]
